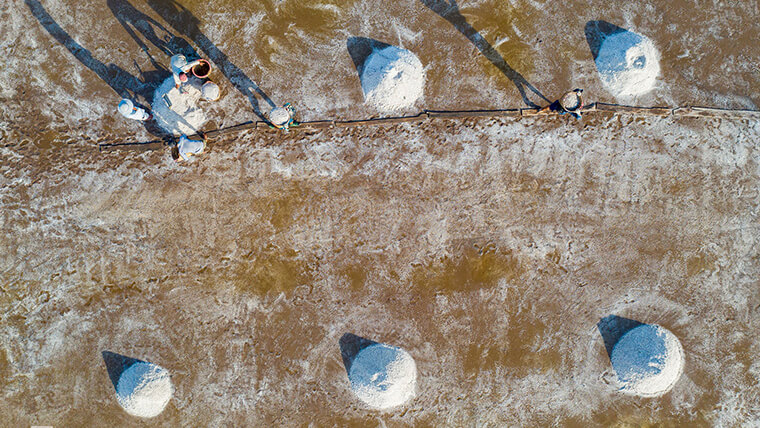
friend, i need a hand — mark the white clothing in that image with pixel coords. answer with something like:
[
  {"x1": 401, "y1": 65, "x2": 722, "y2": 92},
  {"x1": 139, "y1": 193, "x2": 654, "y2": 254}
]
[
  {"x1": 269, "y1": 107, "x2": 292, "y2": 127},
  {"x1": 170, "y1": 54, "x2": 202, "y2": 86},
  {"x1": 118, "y1": 99, "x2": 150, "y2": 121},
  {"x1": 177, "y1": 135, "x2": 205, "y2": 161}
]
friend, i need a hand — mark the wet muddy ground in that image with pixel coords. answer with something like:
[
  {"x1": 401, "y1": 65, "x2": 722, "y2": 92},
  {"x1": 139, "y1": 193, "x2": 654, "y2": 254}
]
[{"x1": 1, "y1": 0, "x2": 759, "y2": 426}]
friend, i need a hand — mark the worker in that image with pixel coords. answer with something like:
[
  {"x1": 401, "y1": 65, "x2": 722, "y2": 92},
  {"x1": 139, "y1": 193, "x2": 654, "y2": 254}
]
[
  {"x1": 170, "y1": 54, "x2": 203, "y2": 89},
  {"x1": 539, "y1": 89, "x2": 584, "y2": 119},
  {"x1": 175, "y1": 134, "x2": 206, "y2": 162},
  {"x1": 269, "y1": 103, "x2": 297, "y2": 131},
  {"x1": 118, "y1": 99, "x2": 151, "y2": 121}
]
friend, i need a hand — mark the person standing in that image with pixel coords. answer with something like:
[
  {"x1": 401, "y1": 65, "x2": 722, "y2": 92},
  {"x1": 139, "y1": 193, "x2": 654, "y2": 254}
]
[
  {"x1": 118, "y1": 99, "x2": 151, "y2": 121},
  {"x1": 170, "y1": 54, "x2": 202, "y2": 89}
]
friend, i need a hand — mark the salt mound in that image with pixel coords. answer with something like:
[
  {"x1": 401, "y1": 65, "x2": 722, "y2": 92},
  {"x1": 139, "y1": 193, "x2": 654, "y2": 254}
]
[
  {"x1": 610, "y1": 324, "x2": 684, "y2": 397},
  {"x1": 360, "y1": 46, "x2": 425, "y2": 114},
  {"x1": 152, "y1": 77, "x2": 207, "y2": 136},
  {"x1": 116, "y1": 361, "x2": 174, "y2": 418},
  {"x1": 594, "y1": 30, "x2": 660, "y2": 99},
  {"x1": 348, "y1": 343, "x2": 417, "y2": 409}
]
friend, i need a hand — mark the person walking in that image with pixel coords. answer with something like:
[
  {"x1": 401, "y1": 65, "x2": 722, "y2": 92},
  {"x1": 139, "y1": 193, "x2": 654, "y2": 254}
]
[
  {"x1": 539, "y1": 89, "x2": 584, "y2": 119},
  {"x1": 268, "y1": 103, "x2": 297, "y2": 131},
  {"x1": 118, "y1": 99, "x2": 151, "y2": 121}
]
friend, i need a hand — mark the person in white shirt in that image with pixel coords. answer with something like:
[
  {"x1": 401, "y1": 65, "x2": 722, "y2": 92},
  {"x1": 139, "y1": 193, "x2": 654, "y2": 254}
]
[
  {"x1": 170, "y1": 54, "x2": 203, "y2": 88},
  {"x1": 118, "y1": 99, "x2": 151, "y2": 121},
  {"x1": 176, "y1": 134, "x2": 206, "y2": 162}
]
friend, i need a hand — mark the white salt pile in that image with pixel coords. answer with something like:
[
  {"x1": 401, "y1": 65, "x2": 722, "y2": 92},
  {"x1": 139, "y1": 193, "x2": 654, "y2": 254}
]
[
  {"x1": 348, "y1": 343, "x2": 417, "y2": 410},
  {"x1": 610, "y1": 324, "x2": 684, "y2": 397},
  {"x1": 115, "y1": 361, "x2": 174, "y2": 418},
  {"x1": 594, "y1": 30, "x2": 660, "y2": 100},
  {"x1": 360, "y1": 46, "x2": 425, "y2": 114},
  {"x1": 152, "y1": 77, "x2": 207, "y2": 136}
]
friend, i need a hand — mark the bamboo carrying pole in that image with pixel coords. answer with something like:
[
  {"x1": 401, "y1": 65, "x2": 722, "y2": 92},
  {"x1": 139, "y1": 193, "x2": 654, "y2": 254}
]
[{"x1": 97, "y1": 103, "x2": 760, "y2": 153}]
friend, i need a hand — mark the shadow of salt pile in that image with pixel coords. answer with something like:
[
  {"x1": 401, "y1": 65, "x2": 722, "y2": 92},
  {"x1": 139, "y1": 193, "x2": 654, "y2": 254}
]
[
  {"x1": 597, "y1": 315, "x2": 645, "y2": 359},
  {"x1": 101, "y1": 351, "x2": 174, "y2": 418},
  {"x1": 584, "y1": 21, "x2": 628, "y2": 61},
  {"x1": 346, "y1": 37, "x2": 393, "y2": 77},
  {"x1": 102, "y1": 350, "x2": 144, "y2": 390},
  {"x1": 339, "y1": 333, "x2": 379, "y2": 375}
]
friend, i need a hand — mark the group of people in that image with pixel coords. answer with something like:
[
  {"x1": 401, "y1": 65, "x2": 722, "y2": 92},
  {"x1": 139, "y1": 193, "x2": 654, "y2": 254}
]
[{"x1": 117, "y1": 54, "x2": 297, "y2": 162}]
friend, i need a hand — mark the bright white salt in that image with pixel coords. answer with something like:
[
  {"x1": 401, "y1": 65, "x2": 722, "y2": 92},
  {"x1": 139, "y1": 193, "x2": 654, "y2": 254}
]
[
  {"x1": 594, "y1": 30, "x2": 660, "y2": 100},
  {"x1": 116, "y1": 361, "x2": 174, "y2": 418},
  {"x1": 360, "y1": 46, "x2": 425, "y2": 114},
  {"x1": 152, "y1": 77, "x2": 207, "y2": 136},
  {"x1": 610, "y1": 324, "x2": 684, "y2": 397},
  {"x1": 348, "y1": 343, "x2": 417, "y2": 410}
]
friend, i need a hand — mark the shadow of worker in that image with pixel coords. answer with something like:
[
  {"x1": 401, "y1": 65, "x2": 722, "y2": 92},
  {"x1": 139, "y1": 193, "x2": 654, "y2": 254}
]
[
  {"x1": 101, "y1": 351, "x2": 145, "y2": 391},
  {"x1": 339, "y1": 333, "x2": 380, "y2": 375},
  {"x1": 420, "y1": 0, "x2": 548, "y2": 108},
  {"x1": 144, "y1": 0, "x2": 275, "y2": 120},
  {"x1": 584, "y1": 20, "x2": 628, "y2": 61},
  {"x1": 346, "y1": 37, "x2": 394, "y2": 77},
  {"x1": 25, "y1": 0, "x2": 167, "y2": 139},
  {"x1": 596, "y1": 315, "x2": 645, "y2": 359}
]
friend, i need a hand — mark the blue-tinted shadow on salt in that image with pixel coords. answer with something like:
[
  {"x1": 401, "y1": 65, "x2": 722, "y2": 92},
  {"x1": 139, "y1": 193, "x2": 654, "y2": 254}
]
[
  {"x1": 584, "y1": 21, "x2": 628, "y2": 61},
  {"x1": 339, "y1": 333, "x2": 379, "y2": 376},
  {"x1": 609, "y1": 324, "x2": 668, "y2": 384},
  {"x1": 102, "y1": 351, "x2": 145, "y2": 391},
  {"x1": 347, "y1": 37, "x2": 393, "y2": 78},
  {"x1": 349, "y1": 344, "x2": 401, "y2": 393},
  {"x1": 596, "y1": 315, "x2": 644, "y2": 359}
]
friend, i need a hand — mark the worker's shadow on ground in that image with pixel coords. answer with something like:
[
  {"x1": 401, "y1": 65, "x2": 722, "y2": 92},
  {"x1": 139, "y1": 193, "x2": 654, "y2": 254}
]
[
  {"x1": 144, "y1": 0, "x2": 275, "y2": 120},
  {"x1": 346, "y1": 37, "x2": 393, "y2": 78},
  {"x1": 419, "y1": 0, "x2": 548, "y2": 108},
  {"x1": 339, "y1": 333, "x2": 379, "y2": 375},
  {"x1": 101, "y1": 351, "x2": 145, "y2": 391},
  {"x1": 597, "y1": 315, "x2": 645, "y2": 359},
  {"x1": 584, "y1": 21, "x2": 628, "y2": 61},
  {"x1": 25, "y1": 0, "x2": 169, "y2": 140}
]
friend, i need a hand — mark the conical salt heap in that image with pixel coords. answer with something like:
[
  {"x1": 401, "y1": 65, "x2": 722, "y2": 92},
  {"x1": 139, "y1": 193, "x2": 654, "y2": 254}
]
[
  {"x1": 348, "y1": 343, "x2": 417, "y2": 409},
  {"x1": 610, "y1": 324, "x2": 684, "y2": 397}
]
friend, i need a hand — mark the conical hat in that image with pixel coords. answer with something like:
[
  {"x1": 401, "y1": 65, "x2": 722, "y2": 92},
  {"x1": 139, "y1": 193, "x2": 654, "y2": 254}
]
[
  {"x1": 269, "y1": 107, "x2": 290, "y2": 126},
  {"x1": 118, "y1": 99, "x2": 134, "y2": 116}
]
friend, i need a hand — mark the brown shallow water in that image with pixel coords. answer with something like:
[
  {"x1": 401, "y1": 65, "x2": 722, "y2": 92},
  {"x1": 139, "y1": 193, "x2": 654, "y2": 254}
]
[{"x1": 1, "y1": 0, "x2": 760, "y2": 426}]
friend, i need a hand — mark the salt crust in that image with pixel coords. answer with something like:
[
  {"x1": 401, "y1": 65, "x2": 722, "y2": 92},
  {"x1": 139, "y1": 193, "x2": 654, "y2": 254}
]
[
  {"x1": 152, "y1": 77, "x2": 207, "y2": 136},
  {"x1": 116, "y1": 362, "x2": 174, "y2": 418},
  {"x1": 595, "y1": 30, "x2": 660, "y2": 100},
  {"x1": 611, "y1": 324, "x2": 684, "y2": 397},
  {"x1": 360, "y1": 46, "x2": 425, "y2": 114},
  {"x1": 348, "y1": 343, "x2": 417, "y2": 410}
]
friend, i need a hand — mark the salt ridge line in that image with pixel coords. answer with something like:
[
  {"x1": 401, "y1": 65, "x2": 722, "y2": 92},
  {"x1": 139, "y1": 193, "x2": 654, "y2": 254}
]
[{"x1": 91, "y1": 103, "x2": 760, "y2": 152}]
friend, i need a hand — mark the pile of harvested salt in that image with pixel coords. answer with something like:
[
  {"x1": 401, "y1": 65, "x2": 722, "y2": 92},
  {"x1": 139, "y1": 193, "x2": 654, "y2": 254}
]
[
  {"x1": 348, "y1": 343, "x2": 417, "y2": 409},
  {"x1": 152, "y1": 77, "x2": 207, "y2": 136},
  {"x1": 610, "y1": 324, "x2": 684, "y2": 397},
  {"x1": 360, "y1": 46, "x2": 425, "y2": 114},
  {"x1": 594, "y1": 30, "x2": 660, "y2": 99},
  {"x1": 116, "y1": 361, "x2": 174, "y2": 418}
]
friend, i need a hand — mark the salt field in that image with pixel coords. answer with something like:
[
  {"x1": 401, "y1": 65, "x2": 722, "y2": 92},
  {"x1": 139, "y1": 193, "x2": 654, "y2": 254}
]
[{"x1": 1, "y1": 0, "x2": 759, "y2": 426}]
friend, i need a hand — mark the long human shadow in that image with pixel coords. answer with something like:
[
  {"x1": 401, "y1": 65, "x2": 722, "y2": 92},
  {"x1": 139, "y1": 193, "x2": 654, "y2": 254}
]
[
  {"x1": 25, "y1": 0, "x2": 168, "y2": 139},
  {"x1": 101, "y1": 351, "x2": 144, "y2": 391},
  {"x1": 339, "y1": 333, "x2": 379, "y2": 375},
  {"x1": 596, "y1": 315, "x2": 645, "y2": 359},
  {"x1": 420, "y1": 0, "x2": 548, "y2": 108},
  {"x1": 346, "y1": 37, "x2": 393, "y2": 76},
  {"x1": 144, "y1": 0, "x2": 275, "y2": 120},
  {"x1": 584, "y1": 20, "x2": 627, "y2": 60},
  {"x1": 107, "y1": 0, "x2": 175, "y2": 71}
]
